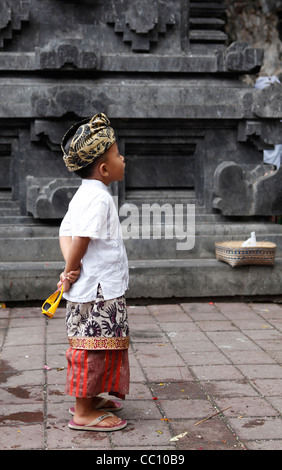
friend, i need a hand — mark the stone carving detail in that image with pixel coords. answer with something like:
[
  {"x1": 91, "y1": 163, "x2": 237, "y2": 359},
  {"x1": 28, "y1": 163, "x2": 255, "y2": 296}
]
[
  {"x1": 213, "y1": 161, "x2": 282, "y2": 216},
  {"x1": 213, "y1": 162, "x2": 259, "y2": 215},
  {"x1": 213, "y1": 116, "x2": 282, "y2": 216},
  {"x1": 26, "y1": 177, "x2": 80, "y2": 219},
  {"x1": 217, "y1": 42, "x2": 264, "y2": 73},
  {"x1": 0, "y1": 0, "x2": 30, "y2": 48},
  {"x1": 35, "y1": 42, "x2": 100, "y2": 70},
  {"x1": 237, "y1": 119, "x2": 282, "y2": 149},
  {"x1": 31, "y1": 87, "x2": 88, "y2": 118},
  {"x1": 252, "y1": 82, "x2": 282, "y2": 118},
  {"x1": 107, "y1": 0, "x2": 175, "y2": 51}
]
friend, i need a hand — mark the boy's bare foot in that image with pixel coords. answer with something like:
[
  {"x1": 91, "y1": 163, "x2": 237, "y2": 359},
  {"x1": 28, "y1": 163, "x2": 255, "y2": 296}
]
[
  {"x1": 73, "y1": 409, "x2": 123, "y2": 428},
  {"x1": 72, "y1": 397, "x2": 125, "y2": 429}
]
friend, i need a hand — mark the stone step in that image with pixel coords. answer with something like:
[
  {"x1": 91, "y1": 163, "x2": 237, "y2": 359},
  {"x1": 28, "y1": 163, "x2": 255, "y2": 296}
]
[
  {"x1": 1, "y1": 258, "x2": 282, "y2": 302},
  {"x1": 0, "y1": 237, "x2": 63, "y2": 262},
  {"x1": 0, "y1": 192, "x2": 21, "y2": 215},
  {"x1": 0, "y1": 235, "x2": 277, "y2": 262},
  {"x1": 0, "y1": 222, "x2": 281, "y2": 261},
  {"x1": 0, "y1": 216, "x2": 51, "y2": 225},
  {"x1": 0, "y1": 220, "x2": 278, "y2": 236},
  {"x1": 0, "y1": 224, "x2": 59, "y2": 237},
  {"x1": 128, "y1": 258, "x2": 282, "y2": 298},
  {"x1": 0, "y1": 207, "x2": 22, "y2": 216},
  {"x1": 0, "y1": 200, "x2": 20, "y2": 208},
  {"x1": 124, "y1": 231, "x2": 282, "y2": 260}
]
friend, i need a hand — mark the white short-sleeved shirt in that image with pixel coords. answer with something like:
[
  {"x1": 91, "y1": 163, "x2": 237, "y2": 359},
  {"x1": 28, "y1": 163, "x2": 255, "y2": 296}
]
[{"x1": 59, "y1": 179, "x2": 129, "y2": 302}]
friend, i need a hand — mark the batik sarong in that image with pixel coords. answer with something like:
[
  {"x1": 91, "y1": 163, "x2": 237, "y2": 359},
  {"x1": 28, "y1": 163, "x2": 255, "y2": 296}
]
[{"x1": 65, "y1": 284, "x2": 129, "y2": 399}]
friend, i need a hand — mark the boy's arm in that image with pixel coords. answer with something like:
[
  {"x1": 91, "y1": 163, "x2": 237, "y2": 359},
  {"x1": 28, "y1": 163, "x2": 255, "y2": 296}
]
[
  {"x1": 60, "y1": 236, "x2": 72, "y2": 262},
  {"x1": 58, "y1": 236, "x2": 81, "y2": 286},
  {"x1": 62, "y1": 236, "x2": 90, "y2": 292}
]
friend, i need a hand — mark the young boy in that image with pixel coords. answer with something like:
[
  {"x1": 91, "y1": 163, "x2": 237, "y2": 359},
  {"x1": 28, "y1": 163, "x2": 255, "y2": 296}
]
[{"x1": 59, "y1": 113, "x2": 129, "y2": 432}]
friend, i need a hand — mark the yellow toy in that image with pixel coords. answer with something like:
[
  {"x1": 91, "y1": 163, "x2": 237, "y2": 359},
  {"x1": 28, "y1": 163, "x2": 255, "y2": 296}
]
[{"x1": 42, "y1": 286, "x2": 64, "y2": 318}]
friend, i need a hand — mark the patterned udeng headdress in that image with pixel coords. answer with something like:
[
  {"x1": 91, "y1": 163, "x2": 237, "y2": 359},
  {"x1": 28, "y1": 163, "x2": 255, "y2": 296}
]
[{"x1": 61, "y1": 113, "x2": 116, "y2": 172}]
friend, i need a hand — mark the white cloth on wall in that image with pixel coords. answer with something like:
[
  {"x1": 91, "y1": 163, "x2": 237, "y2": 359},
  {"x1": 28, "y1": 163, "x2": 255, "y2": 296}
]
[{"x1": 254, "y1": 76, "x2": 282, "y2": 169}]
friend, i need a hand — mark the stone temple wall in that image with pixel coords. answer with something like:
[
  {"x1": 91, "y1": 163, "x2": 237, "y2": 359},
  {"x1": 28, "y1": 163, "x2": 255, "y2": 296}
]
[{"x1": 0, "y1": 0, "x2": 282, "y2": 302}]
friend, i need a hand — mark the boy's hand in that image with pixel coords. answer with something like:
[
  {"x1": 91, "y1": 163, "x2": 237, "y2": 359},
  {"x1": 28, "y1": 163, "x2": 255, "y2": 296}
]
[
  {"x1": 57, "y1": 264, "x2": 81, "y2": 291},
  {"x1": 58, "y1": 276, "x2": 71, "y2": 293},
  {"x1": 66, "y1": 264, "x2": 81, "y2": 284}
]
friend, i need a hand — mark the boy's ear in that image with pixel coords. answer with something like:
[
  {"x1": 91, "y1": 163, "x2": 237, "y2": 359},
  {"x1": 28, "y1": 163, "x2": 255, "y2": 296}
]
[{"x1": 99, "y1": 162, "x2": 108, "y2": 176}]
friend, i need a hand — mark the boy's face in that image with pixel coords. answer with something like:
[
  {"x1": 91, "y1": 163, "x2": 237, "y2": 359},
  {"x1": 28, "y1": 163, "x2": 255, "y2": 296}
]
[{"x1": 103, "y1": 142, "x2": 125, "y2": 182}]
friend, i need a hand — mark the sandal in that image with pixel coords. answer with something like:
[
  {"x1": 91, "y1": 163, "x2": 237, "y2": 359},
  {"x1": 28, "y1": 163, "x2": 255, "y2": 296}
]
[
  {"x1": 69, "y1": 397, "x2": 122, "y2": 416},
  {"x1": 68, "y1": 412, "x2": 127, "y2": 432}
]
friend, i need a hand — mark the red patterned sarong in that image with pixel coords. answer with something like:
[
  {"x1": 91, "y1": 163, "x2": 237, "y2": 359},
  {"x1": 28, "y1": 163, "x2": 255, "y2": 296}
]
[{"x1": 65, "y1": 348, "x2": 130, "y2": 399}]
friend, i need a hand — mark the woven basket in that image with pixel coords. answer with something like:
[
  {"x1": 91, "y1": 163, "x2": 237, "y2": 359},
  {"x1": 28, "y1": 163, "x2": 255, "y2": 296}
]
[{"x1": 215, "y1": 241, "x2": 276, "y2": 267}]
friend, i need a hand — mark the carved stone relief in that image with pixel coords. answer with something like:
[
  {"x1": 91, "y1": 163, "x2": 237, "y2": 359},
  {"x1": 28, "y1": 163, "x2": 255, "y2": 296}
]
[
  {"x1": 0, "y1": 0, "x2": 30, "y2": 48},
  {"x1": 106, "y1": 0, "x2": 175, "y2": 51},
  {"x1": 35, "y1": 41, "x2": 100, "y2": 70},
  {"x1": 213, "y1": 116, "x2": 282, "y2": 216}
]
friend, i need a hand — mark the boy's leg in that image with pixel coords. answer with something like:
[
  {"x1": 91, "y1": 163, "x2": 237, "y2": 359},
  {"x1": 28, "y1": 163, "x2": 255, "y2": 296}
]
[
  {"x1": 68, "y1": 396, "x2": 122, "y2": 416},
  {"x1": 92, "y1": 396, "x2": 122, "y2": 410}
]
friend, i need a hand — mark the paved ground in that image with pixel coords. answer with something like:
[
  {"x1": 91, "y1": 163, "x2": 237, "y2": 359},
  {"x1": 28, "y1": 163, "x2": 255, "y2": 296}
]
[{"x1": 1, "y1": 300, "x2": 282, "y2": 451}]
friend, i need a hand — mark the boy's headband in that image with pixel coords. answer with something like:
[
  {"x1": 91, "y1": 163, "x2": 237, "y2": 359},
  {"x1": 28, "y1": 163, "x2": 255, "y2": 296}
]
[{"x1": 61, "y1": 113, "x2": 116, "y2": 172}]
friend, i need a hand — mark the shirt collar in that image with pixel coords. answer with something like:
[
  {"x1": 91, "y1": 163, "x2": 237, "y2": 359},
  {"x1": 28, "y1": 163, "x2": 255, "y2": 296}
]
[{"x1": 81, "y1": 179, "x2": 109, "y2": 192}]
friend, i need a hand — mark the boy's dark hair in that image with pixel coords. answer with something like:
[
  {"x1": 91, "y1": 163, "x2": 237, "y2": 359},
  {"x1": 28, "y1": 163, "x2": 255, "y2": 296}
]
[{"x1": 74, "y1": 160, "x2": 97, "y2": 179}]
